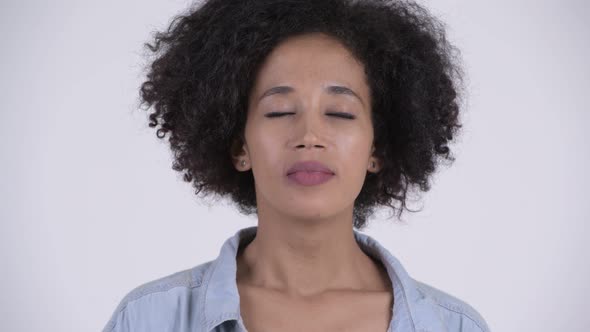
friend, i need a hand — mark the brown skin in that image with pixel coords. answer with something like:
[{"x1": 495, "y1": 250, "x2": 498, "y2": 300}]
[{"x1": 232, "y1": 33, "x2": 392, "y2": 331}]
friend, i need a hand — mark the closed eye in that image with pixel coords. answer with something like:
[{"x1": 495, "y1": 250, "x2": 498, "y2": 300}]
[
  {"x1": 326, "y1": 112, "x2": 356, "y2": 119},
  {"x1": 265, "y1": 112, "x2": 355, "y2": 119},
  {"x1": 265, "y1": 112, "x2": 295, "y2": 118}
]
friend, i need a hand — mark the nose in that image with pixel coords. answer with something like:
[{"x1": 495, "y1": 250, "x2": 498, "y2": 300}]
[{"x1": 293, "y1": 110, "x2": 326, "y2": 150}]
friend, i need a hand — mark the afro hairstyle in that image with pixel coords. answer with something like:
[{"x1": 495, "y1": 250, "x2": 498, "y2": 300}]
[{"x1": 139, "y1": 0, "x2": 464, "y2": 230}]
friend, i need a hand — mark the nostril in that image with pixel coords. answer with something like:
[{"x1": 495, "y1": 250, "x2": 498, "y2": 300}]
[{"x1": 296, "y1": 144, "x2": 324, "y2": 149}]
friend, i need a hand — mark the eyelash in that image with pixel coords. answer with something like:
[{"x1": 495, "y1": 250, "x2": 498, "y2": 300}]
[{"x1": 265, "y1": 112, "x2": 356, "y2": 120}]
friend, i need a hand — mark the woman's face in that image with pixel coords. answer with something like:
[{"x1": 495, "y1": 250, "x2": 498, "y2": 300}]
[{"x1": 234, "y1": 32, "x2": 381, "y2": 221}]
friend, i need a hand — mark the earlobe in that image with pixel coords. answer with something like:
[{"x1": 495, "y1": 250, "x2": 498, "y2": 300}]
[
  {"x1": 237, "y1": 158, "x2": 249, "y2": 170},
  {"x1": 230, "y1": 137, "x2": 250, "y2": 171},
  {"x1": 232, "y1": 153, "x2": 250, "y2": 171},
  {"x1": 232, "y1": 151, "x2": 250, "y2": 171},
  {"x1": 368, "y1": 157, "x2": 382, "y2": 173},
  {"x1": 368, "y1": 145, "x2": 382, "y2": 173}
]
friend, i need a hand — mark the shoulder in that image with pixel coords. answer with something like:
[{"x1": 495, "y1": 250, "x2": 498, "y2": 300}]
[
  {"x1": 413, "y1": 279, "x2": 491, "y2": 332},
  {"x1": 102, "y1": 261, "x2": 213, "y2": 332}
]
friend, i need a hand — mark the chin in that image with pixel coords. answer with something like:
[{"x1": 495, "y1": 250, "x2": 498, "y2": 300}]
[{"x1": 280, "y1": 200, "x2": 343, "y2": 221}]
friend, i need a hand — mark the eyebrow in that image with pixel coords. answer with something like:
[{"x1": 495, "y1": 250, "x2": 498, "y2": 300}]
[{"x1": 257, "y1": 85, "x2": 365, "y2": 107}]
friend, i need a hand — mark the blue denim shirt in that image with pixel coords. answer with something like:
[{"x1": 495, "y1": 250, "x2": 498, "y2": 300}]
[{"x1": 103, "y1": 226, "x2": 490, "y2": 332}]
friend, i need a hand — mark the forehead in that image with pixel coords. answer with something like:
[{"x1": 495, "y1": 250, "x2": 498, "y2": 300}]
[{"x1": 251, "y1": 33, "x2": 368, "y2": 96}]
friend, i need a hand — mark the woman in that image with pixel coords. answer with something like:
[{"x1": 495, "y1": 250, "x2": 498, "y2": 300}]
[{"x1": 103, "y1": 0, "x2": 490, "y2": 331}]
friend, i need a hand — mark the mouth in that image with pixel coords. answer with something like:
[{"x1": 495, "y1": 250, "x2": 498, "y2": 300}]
[
  {"x1": 286, "y1": 160, "x2": 335, "y2": 175},
  {"x1": 286, "y1": 171, "x2": 335, "y2": 186},
  {"x1": 286, "y1": 160, "x2": 335, "y2": 186}
]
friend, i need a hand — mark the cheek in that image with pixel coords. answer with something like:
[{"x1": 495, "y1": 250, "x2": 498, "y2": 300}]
[
  {"x1": 336, "y1": 126, "x2": 372, "y2": 158},
  {"x1": 335, "y1": 133, "x2": 373, "y2": 190},
  {"x1": 246, "y1": 126, "x2": 283, "y2": 171}
]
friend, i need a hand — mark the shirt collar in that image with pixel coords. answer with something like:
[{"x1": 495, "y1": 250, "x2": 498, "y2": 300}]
[{"x1": 199, "y1": 226, "x2": 446, "y2": 332}]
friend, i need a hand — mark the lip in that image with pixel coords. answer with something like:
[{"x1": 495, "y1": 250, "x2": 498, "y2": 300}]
[
  {"x1": 286, "y1": 160, "x2": 335, "y2": 175},
  {"x1": 286, "y1": 160, "x2": 335, "y2": 187}
]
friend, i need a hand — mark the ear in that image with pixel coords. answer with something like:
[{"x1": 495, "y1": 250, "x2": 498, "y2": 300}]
[
  {"x1": 367, "y1": 145, "x2": 382, "y2": 173},
  {"x1": 230, "y1": 135, "x2": 251, "y2": 172}
]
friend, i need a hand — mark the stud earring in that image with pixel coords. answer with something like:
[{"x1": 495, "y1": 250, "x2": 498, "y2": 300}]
[
  {"x1": 371, "y1": 161, "x2": 376, "y2": 169},
  {"x1": 241, "y1": 160, "x2": 246, "y2": 167}
]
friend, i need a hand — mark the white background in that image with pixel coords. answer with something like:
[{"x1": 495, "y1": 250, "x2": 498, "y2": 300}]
[{"x1": 1, "y1": 0, "x2": 588, "y2": 331}]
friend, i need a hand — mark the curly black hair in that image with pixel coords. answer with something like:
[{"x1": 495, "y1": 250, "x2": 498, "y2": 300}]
[{"x1": 139, "y1": 0, "x2": 464, "y2": 230}]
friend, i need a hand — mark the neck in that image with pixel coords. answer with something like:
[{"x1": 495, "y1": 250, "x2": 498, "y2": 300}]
[{"x1": 236, "y1": 202, "x2": 390, "y2": 299}]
